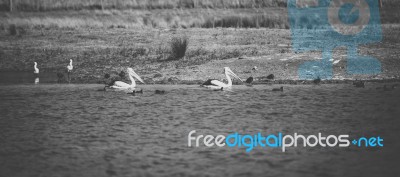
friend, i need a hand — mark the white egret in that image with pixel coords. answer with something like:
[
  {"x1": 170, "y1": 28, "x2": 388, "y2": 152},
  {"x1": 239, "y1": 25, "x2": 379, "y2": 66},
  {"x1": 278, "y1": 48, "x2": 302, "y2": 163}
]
[
  {"x1": 67, "y1": 59, "x2": 73, "y2": 72},
  {"x1": 34, "y1": 62, "x2": 39, "y2": 84}
]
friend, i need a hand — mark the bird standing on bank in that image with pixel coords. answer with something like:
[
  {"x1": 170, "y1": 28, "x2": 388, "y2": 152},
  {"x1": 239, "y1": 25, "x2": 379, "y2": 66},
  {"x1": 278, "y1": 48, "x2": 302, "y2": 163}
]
[
  {"x1": 34, "y1": 62, "x2": 39, "y2": 84},
  {"x1": 67, "y1": 59, "x2": 73, "y2": 82}
]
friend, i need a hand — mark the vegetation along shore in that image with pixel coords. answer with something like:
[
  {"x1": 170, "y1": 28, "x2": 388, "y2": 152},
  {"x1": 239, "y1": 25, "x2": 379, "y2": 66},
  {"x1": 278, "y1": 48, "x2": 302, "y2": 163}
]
[{"x1": 1, "y1": 0, "x2": 400, "y2": 84}]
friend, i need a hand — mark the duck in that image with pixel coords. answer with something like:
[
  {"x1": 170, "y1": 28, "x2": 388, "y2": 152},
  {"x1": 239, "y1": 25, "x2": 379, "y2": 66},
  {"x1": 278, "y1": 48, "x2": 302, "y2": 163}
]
[
  {"x1": 127, "y1": 89, "x2": 143, "y2": 96},
  {"x1": 266, "y1": 74, "x2": 275, "y2": 80},
  {"x1": 313, "y1": 76, "x2": 321, "y2": 84},
  {"x1": 353, "y1": 80, "x2": 365, "y2": 88},
  {"x1": 155, "y1": 90, "x2": 166, "y2": 94},
  {"x1": 272, "y1": 86, "x2": 283, "y2": 92},
  {"x1": 383, "y1": 85, "x2": 394, "y2": 91},
  {"x1": 245, "y1": 77, "x2": 254, "y2": 86}
]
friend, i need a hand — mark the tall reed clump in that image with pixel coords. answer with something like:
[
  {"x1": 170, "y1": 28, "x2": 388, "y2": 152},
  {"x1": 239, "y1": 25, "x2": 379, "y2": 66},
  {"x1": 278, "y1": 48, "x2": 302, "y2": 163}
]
[{"x1": 169, "y1": 36, "x2": 189, "y2": 60}]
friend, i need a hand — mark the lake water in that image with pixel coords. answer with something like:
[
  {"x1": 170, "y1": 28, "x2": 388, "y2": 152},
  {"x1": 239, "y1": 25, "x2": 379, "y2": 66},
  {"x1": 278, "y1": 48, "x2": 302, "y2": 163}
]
[{"x1": 0, "y1": 83, "x2": 399, "y2": 177}]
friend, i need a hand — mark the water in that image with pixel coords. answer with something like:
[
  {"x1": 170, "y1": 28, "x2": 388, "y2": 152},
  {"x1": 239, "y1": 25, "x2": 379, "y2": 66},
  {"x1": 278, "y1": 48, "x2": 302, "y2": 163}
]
[
  {"x1": 0, "y1": 83, "x2": 399, "y2": 177},
  {"x1": 0, "y1": 71, "x2": 60, "y2": 84}
]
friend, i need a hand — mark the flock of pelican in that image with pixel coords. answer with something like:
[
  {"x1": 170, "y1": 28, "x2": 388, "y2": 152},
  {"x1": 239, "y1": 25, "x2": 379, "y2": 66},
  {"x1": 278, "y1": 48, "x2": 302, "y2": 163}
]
[
  {"x1": 32, "y1": 61, "x2": 252, "y2": 91},
  {"x1": 32, "y1": 61, "x2": 397, "y2": 92}
]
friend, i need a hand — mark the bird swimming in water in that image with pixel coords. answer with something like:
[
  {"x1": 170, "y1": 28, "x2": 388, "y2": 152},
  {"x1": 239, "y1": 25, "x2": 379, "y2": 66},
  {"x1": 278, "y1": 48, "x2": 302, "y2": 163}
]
[
  {"x1": 201, "y1": 67, "x2": 243, "y2": 89},
  {"x1": 353, "y1": 80, "x2": 365, "y2": 88},
  {"x1": 127, "y1": 89, "x2": 143, "y2": 96},
  {"x1": 272, "y1": 86, "x2": 283, "y2": 92},
  {"x1": 313, "y1": 76, "x2": 321, "y2": 85},
  {"x1": 246, "y1": 77, "x2": 254, "y2": 83},
  {"x1": 155, "y1": 90, "x2": 166, "y2": 94},
  {"x1": 382, "y1": 85, "x2": 396, "y2": 91},
  {"x1": 106, "y1": 68, "x2": 145, "y2": 90}
]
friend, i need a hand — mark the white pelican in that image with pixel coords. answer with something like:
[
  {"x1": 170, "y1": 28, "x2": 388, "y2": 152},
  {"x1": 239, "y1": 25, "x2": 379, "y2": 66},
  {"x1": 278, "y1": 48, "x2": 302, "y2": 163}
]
[
  {"x1": 67, "y1": 59, "x2": 73, "y2": 72},
  {"x1": 201, "y1": 67, "x2": 243, "y2": 89},
  {"x1": 107, "y1": 68, "x2": 144, "y2": 90}
]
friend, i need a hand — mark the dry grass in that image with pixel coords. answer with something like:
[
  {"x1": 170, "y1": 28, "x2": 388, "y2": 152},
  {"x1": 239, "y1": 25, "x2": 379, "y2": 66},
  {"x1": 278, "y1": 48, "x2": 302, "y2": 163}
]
[
  {"x1": 1, "y1": 0, "x2": 400, "y2": 11},
  {"x1": 0, "y1": 0, "x2": 287, "y2": 11},
  {"x1": 0, "y1": 8, "x2": 288, "y2": 30},
  {"x1": 169, "y1": 36, "x2": 189, "y2": 60}
]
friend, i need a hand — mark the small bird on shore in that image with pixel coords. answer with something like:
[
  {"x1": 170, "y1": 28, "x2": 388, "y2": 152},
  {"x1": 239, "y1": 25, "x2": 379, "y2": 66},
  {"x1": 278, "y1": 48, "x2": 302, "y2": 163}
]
[
  {"x1": 266, "y1": 74, "x2": 275, "y2": 80},
  {"x1": 252, "y1": 66, "x2": 258, "y2": 71},
  {"x1": 33, "y1": 62, "x2": 39, "y2": 84},
  {"x1": 272, "y1": 86, "x2": 283, "y2": 92},
  {"x1": 67, "y1": 59, "x2": 73, "y2": 83}
]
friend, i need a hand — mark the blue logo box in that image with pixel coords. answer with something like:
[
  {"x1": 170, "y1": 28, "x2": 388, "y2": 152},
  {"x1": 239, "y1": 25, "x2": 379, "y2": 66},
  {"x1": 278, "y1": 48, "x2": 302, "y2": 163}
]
[{"x1": 287, "y1": 0, "x2": 382, "y2": 79}]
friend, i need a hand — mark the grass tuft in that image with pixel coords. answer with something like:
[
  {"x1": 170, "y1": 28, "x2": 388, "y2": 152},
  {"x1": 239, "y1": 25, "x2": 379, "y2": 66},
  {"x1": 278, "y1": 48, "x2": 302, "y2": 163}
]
[{"x1": 169, "y1": 36, "x2": 189, "y2": 60}]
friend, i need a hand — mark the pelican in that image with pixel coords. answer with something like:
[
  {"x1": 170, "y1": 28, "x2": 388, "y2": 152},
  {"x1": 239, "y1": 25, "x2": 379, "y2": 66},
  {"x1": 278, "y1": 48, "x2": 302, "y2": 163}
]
[
  {"x1": 201, "y1": 67, "x2": 243, "y2": 89},
  {"x1": 67, "y1": 59, "x2": 73, "y2": 72},
  {"x1": 107, "y1": 68, "x2": 144, "y2": 90}
]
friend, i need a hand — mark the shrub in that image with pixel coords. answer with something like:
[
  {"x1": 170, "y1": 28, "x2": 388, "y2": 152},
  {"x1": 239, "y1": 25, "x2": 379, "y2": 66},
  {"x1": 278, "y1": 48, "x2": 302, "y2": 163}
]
[{"x1": 169, "y1": 36, "x2": 189, "y2": 60}]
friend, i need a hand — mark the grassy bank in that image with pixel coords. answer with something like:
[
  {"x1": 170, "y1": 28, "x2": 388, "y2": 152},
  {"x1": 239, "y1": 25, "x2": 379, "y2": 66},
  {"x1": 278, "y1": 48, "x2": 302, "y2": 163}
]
[
  {"x1": 1, "y1": 25, "x2": 400, "y2": 84},
  {"x1": 1, "y1": 8, "x2": 400, "y2": 84}
]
